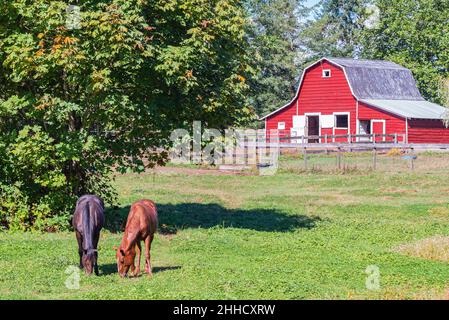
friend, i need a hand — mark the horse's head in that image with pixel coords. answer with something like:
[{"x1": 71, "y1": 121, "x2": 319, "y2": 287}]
[
  {"x1": 114, "y1": 246, "x2": 135, "y2": 278},
  {"x1": 82, "y1": 249, "x2": 97, "y2": 275}
]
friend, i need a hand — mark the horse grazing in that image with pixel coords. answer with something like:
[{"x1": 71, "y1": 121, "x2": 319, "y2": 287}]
[
  {"x1": 114, "y1": 199, "x2": 158, "y2": 278},
  {"x1": 72, "y1": 195, "x2": 105, "y2": 276}
]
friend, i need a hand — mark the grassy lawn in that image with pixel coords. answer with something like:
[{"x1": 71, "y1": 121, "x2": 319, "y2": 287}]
[{"x1": 1, "y1": 153, "x2": 449, "y2": 299}]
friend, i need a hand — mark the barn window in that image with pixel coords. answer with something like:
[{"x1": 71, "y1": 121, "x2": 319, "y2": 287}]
[
  {"x1": 322, "y1": 69, "x2": 331, "y2": 78},
  {"x1": 278, "y1": 122, "x2": 285, "y2": 130},
  {"x1": 335, "y1": 114, "x2": 349, "y2": 128}
]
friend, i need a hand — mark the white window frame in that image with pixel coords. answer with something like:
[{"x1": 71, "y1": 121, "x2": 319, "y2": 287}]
[
  {"x1": 322, "y1": 69, "x2": 332, "y2": 78},
  {"x1": 356, "y1": 119, "x2": 372, "y2": 142},
  {"x1": 277, "y1": 122, "x2": 285, "y2": 130},
  {"x1": 332, "y1": 112, "x2": 350, "y2": 142},
  {"x1": 334, "y1": 112, "x2": 350, "y2": 130}
]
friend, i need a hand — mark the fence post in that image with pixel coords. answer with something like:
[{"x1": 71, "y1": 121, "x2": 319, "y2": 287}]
[
  {"x1": 348, "y1": 134, "x2": 353, "y2": 152},
  {"x1": 372, "y1": 147, "x2": 377, "y2": 170},
  {"x1": 394, "y1": 133, "x2": 398, "y2": 144},
  {"x1": 337, "y1": 147, "x2": 342, "y2": 170},
  {"x1": 303, "y1": 147, "x2": 308, "y2": 170},
  {"x1": 410, "y1": 147, "x2": 415, "y2": 171}
]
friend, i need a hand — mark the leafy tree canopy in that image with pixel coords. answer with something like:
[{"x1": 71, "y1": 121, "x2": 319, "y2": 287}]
[
  {"x1": 246, "y1": 0, "x2": 308, "y2": 117},
  {"x1": 363, "y1": 0, "x2": 449, "y2": 105},
  {"x1": 303, "y1": 0, "x2": 371, "y2": 59},
  {"x1": 0, "y1": 0, "x2": 254, "y2": 230}
]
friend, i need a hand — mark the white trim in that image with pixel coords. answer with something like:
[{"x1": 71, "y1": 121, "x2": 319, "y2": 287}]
[
  {"x1": 259, "y1": 57, "x2": 358, "y2": 120},
  {"x1": 304, "y1": 112, "x2": 322, "y2": 142},
  {"x1": 332, "y1": 112, "x2": 350, "y2": 142},
  {"x1": 277, "y1": 121, "x2": 286, "y2": 130},
  {"x1": 333, "y1": 112, "x2": 350, "y2": 130},
  {"x1": 405, "y1": 117, "x2": 409, "y2": 143},
  {"x1": 371, "y1": 119, "x2": 386, "y2": 141},
  {"x1": 322, "y1": 69, "x2": 332, "y2": 78},
  {"x1": 357, "y1": 119, "x2": 372, "y2": 142}
]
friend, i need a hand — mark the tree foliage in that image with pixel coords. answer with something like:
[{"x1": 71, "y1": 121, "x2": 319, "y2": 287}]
[
  {"x1": 362, "y1": 0, "x2": 449, "y2": 105},
  {"x1": 246, "y1": 0, "x2": 308, "y2": 117},
  {"x1": 303, "y1": 0, "x2": 371, "y2": 59},
  {"x1": 0, "y1": 0, "x2": 254, "y2": 230}
]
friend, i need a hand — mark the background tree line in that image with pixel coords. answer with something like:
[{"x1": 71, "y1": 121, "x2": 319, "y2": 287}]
[
  {"x1": 249, "y1": 0, "x2": 449, "y2": 116},
  {"x1": 1, "y1": 0, "x2": 448, "y2": 230}
]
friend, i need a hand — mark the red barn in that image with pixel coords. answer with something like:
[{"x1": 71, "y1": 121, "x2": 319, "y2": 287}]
[{"x1": 261, "y1": 58, "x2": 449, "y2": 144}]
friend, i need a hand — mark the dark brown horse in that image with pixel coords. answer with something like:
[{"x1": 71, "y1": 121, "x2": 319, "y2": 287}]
[
  {"x1": 114, "y1": 199, "x2": 158, "y2": 278},
  {"x1": 72, "y1": 195, "x2": 105, "y2": 275}
]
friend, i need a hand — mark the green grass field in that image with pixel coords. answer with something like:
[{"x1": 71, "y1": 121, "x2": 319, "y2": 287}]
[{"x1": 1, "y1": 153, "x2": 449, "y2": 299}]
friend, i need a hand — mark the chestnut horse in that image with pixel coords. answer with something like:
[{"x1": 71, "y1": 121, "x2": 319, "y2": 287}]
[
  {"x1": 115, "y1": 199, "x2": 158, "y2": 277},
  {"x1": 72, "y1": 195, "x2": 105, "y2": 275}
]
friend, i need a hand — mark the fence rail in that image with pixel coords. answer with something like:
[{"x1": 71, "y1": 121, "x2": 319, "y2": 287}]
[{"x1": 265, "y1": 132, "x2": 406, "y2": 144}]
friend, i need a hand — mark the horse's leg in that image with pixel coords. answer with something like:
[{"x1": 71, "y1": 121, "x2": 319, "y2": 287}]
[
  {"x1": 144, "y1": 234, "x2": 154, "y2": 276},
  {"x1": 75, "y1": 231, "x2": 83, "y2": 269},
  {"x1": 133, "y1": 241, "x2": 142, "y2": 277},
  {"x1": 93, "y1": 232, "x2": 100, "y2": 276}
]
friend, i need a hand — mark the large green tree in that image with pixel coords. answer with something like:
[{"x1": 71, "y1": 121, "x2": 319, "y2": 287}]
[
  {"x1": 0, "y1": 0, "x2": 254, "y2": 230},
  {"x1": 246, "y1": 0, "x2": 308, "y2": 117},
  {"x1": 303, "y1": 0, "x2": 371, "y2": 59},
  {"x1": 363, "y1": 0, "x2": 449, "y2": 105}
]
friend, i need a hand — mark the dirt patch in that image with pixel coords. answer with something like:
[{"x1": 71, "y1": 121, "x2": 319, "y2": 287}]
[
  {"x1": 428, "y1": 206, "x2": 449, "y2": 218},
  {"x1": 384, "y1": 188, "x2": 418, "y2": 194},
  {"x1": 394, "y1": 236, "x2": 449, "y2": 263},
  {"x1": 155, "y1": 166, "x2": 253, "y2": 176}
]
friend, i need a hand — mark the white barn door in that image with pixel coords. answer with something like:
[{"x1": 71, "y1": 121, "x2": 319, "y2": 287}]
[{"x1": 292, "y1": 116, "x2": 306, "y2": 143}]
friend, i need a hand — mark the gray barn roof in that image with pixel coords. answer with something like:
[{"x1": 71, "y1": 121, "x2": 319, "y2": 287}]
[
  {"x1": 260, "y1": 57, "x2": 447, "y2": 120},
  {"x1": 361, "y1": 99, "x2": 447, "y2": 119},
  {"x1": 327, "y1": 57, "x2": 424, "y2": 100}
]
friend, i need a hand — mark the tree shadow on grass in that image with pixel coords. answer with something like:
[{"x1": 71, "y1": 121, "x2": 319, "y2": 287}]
[{"x1": 105, "y1": 203, "x2": 321, "y2": 234}]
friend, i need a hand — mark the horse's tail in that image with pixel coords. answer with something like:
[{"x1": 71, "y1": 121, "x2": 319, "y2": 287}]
[
  {"x1": 152, "y1": 205, "x2": 158, "y2": 234},
  {"x1": 82, "y1": 201, "x2": 94, "y2": 252}
]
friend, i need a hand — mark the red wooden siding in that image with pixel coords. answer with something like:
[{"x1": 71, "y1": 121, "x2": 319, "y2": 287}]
[
  {"x1": 296, "y1": 61, "x2": 357, "y2": 132},
  {"x1": 265, "y1": 99, "x2": 296, "y2": 141},
  {"x1": 357, "y1": 102, "x2": 406, "y2": 142},
  {"x1": 408, "y1": 119, "x2": 449, "y2": 143},
  {"x1": 266, "y1": 61, "x2": 357, "y2": 139}
]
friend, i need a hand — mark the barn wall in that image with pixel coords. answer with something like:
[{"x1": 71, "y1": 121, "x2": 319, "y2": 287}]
[
  {"x1": 358, "y1": 102, "x2": 406, "y2": 142},
  {"x1": 296, "y1": 61, "x2": 357, "y2": 133},
  {"x1": 265, "y1": 99, "x2": 296, "y2": 139},
  {"x1": 408, "y1": 119, "x2": 449, "y2": 143},
  {"x1": 266, "y1": 60, "x2": 357, "y2": 138}
]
